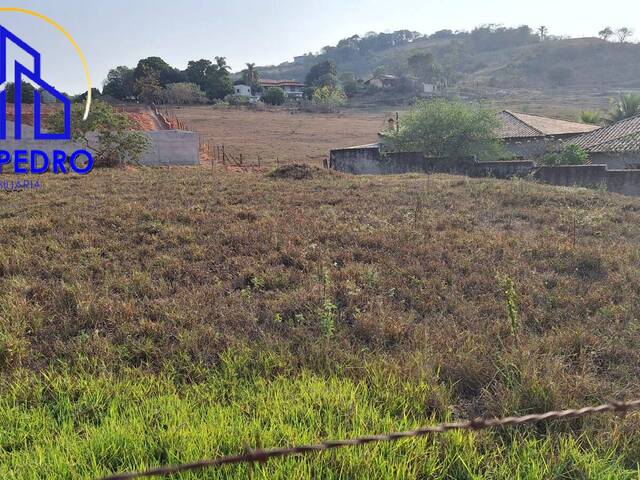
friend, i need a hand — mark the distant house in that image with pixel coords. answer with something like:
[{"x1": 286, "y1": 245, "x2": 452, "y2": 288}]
[
  {"x1": 258, "y1": 79, "x2": 306, "y2": 98},
  {"x1": 497, "y1": 110, "x2": 600, "y2": 159},
  {"x1": 234, "y1": 84, "x2": 252, "y2": 97},
  {"x1": 364, "y1": 74, "x2": 400, "y2": 89},
  {"x1": 565, "y1": 114, "x2": 640, "y2": 168}
]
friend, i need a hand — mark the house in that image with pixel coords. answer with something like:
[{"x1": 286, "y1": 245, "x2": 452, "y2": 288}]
[
  {"x1": 258, "y1": 79, "x2": 306, "y2": 98},
  {"x1": 364, "y1": 74, "x2": 400, "y2": 89},
  {"x1": 565, "y1": 114, "x2": 640, "y2": 169},
  {"x1": 497, "y1": 110, "x2": 600, "y2": 159},
  {"x1": 233, "y1": 84, "x2": 252, "y2": 97}
]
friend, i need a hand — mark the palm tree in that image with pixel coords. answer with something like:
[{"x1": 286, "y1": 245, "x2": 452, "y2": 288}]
[
  {"x1": 608, "y1": 93, "x2": 640, "y2": 123},
  {"x1": 243, "y1": 63, "x2": 259, "y2": 90},
  {"x1": 215, "y1": 56, "x2": 230, "y2": 73},
  {"x1": 538, "y1": 26, "x2": 548, "y2": 40}
]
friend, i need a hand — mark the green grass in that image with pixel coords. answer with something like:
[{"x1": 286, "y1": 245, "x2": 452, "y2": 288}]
[
  {"x1": 1, "y1": 353, "x2": 638, "y2": 479},
  {"x1": 2, "y1": 167, "x2": 640, "y2": 477}
]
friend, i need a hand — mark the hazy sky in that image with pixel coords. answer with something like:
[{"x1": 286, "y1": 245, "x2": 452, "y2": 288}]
[{"x1": 1, "y1": 0, "x2": 638, "y2": 94}]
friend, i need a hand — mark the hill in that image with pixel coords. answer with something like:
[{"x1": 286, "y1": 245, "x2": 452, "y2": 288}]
[
  {"x1": 257, "y1": 28, "x2": 640, "y2": 91},
  {"x1": 2, "y1": 167, "x2": 640, "y2": 477}
]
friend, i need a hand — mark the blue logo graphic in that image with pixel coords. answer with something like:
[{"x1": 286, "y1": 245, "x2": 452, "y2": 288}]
[
  {"x1": 0, "y1": 25, "x2": 71, "y2": 141},
  {"x1": 0, "y1": 25, "x2": 92, "y2": 175}
]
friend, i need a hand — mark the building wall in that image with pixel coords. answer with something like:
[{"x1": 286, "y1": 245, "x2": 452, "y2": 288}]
[
  {"x1": 329, "y1": 145, "x2": 640, "y2": 197},
  {"x1": 588, "y1": 152, "x2": 640, "y2": 169}
]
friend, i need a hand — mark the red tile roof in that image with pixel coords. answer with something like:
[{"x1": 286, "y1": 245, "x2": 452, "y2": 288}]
[
  {"x1": 567, "y1": 114, "x2": 640, "y2": 153},
  {"x1": 497, "y1": 110, "x2": 600, "y2": 139},
  {"x1": 258, "y1": 79, "x2": 305, "y2": 87}
]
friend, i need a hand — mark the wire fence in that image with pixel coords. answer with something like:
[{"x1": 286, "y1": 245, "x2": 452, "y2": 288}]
[{"x1": 101, "y1": 398, "x2": 640, "y2": 480}]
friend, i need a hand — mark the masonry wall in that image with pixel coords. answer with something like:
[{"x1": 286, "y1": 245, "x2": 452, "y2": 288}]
[
  {"x1": 588, "y1": 152, "x2": 640, "y2": 170},
  {"x1": 329, "y1": 145, "x2": 640, "y2": 197},
  {"x1": 138, "y1": 130, "x2": 199, "y2": 166}
]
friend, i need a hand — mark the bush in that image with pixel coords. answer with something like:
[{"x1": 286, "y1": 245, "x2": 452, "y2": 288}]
[
  {"x1": 261, "y1": 87, "x2": 286, "y2": 106},
  {"x1": 224, "y1": 94, "x2": 251, "y2": 106},
  {"x1": 542, "y1": 145, "x2": 589, "y2": 166},
  {"x1": 47, "y1": 101, "x2": 150, "y2": 168},
  {"x1": 381, "y1": 99, "x2": 507, "y2": 160},
  {"x1": 161, "y1": 82, "x2": 208, "y2": 105},
  {"x1": 580, "y1": 110, "x2": 601, "y2": 125},
  {"x1": 311, "y1": 86, "x2": 347, "y2": 112}
]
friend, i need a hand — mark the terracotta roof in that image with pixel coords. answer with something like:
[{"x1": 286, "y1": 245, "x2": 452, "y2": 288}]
[
  {"x1": 258, "y1": 79, "x2": 305, "y2": 87},
  {"x1": 497, "y1": 110, "x2": 600, "y2": 139},
  {"x1": 567, "y1": 114, "x2": 640, "y2": 153}
]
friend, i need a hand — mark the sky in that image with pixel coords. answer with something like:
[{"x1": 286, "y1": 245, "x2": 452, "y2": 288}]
[{"x1": 0, "y1": 0, "x2": 639, "y2": 94}]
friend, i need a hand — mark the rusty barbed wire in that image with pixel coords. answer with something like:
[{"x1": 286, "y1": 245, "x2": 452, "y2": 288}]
[{"x1": 101, "y1": 398, "x2": 640, "y2": 480}]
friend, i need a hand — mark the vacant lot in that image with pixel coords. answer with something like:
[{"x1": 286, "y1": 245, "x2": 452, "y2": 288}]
[
  {"x1": 170, "y1": 106, "x2": 386, "y2": 165},
  {"x1": 1, "y1": 167, "x2": 640, "y2": 478}
]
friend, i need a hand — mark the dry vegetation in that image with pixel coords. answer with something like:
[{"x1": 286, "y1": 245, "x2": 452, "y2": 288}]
[
  {"x1": 171, "y1": 106, "x2": 386, "y2": 165},
  {"x1": 2, "y1": 167, "x2": 640, "y2": 477}
]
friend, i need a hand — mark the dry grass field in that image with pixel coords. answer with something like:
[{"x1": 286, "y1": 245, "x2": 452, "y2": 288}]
[
  {"x1": 169, "y1": 106, "x2": 387, "y2": 165},
  {"x1": 2, "y1": 166, "x2": 640, "y2": 478}
]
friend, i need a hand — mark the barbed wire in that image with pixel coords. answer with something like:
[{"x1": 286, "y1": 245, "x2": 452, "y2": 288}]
[{"x1": 101, "y1": 398, "x2": 640, "y2": 480}]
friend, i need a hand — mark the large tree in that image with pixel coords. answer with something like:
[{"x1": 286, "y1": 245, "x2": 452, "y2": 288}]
[
  {"x1": 407, "y1": 52, "x2": 436, "y2": 82},
  {"x1": 103, "y1": 66, "x2": 135, "y2": 100},
  {"x1": 4, "y1": 81, "x2": 35, "y2": 103},
  {"x1": 184, "y1": 58, "x2": 233, "y2": 101},
  {"x1": 305, "y1": 60, "x2": 337, "y2": 87},
  {"x1": 134, "y1": 57, "x2": 183, "y2": 86},
  {"x1": 381, "y1": 99, "x2": 506, "y2": 160},
  {"x1": 598, "y1": 27, "x2": 614, "y2": 41}
]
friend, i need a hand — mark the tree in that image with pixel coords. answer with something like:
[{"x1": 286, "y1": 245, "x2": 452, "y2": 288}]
[
  {"x1": 74, "y1": 88, "x2": 102, "y2": 103},
  {"x1": 103, "y1": 66, "x2": 135, "y2": 100},
  {"x1": 242, "y1": 63, "x2": 260, "y2": 90},
  {"x1": 598, "y1": 27, "x2": 614, "y2": 41},
  {"x1": 407, "y1": 52, "x2": 435, "y2": 82},
  {"x1": 305, "y1": 60, "x2": 337, "y2": 86},
  {"x1": 161, "y1": 83, "x2": 208, "y2": 105},
  {"x1": 47, "y1": 101, "x2": 150, "y2": 168},
  {"x1": 133, "y1": 65, "x2": 163, "y2": 103},
  {"x1": 580, "y1": 110, "x2": 602, "y2": 125},
  {"x1": 616, "y1": 27, "x2": 633, "y2": 43},
  {"x1": 134, "y1": 57, "x2": 183, "y2": 86},
  {"x1": 184, "y1": 58, "x2": 233, "y2": 101},
  {"x1": 4, "y1": 81, "x2": 35, "y2": 103},
  {"x1": 380, "y1": 99, "x2": 507, "y2": 160},
  {"x1": 608, "y1": 93, "x2": 640, "y2": 123},
  {"x1": 261, "y1": 87, "x2": 286, "y2": 106},
  {"x1": 542, "y1": 145, "x2": 589, "y2": 166},
  {"x1": 538, "y1": 26, "x2": 548, "y2": 40},
  {"x1": 312, "y1": 86, "x2": 347, "y2": 112},
  {"x1": 339, "y1": 72, "x2": 358, "y2": 97}
]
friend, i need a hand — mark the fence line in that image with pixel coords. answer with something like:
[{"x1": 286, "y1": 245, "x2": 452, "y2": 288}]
[{"x1": 101, "y1": 398, "x2": 640, "y2": 480}]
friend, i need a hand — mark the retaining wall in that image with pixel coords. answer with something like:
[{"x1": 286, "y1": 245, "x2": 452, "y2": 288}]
[{"x1": 329, "y1": 145, "x2": 640, "y2": 197}]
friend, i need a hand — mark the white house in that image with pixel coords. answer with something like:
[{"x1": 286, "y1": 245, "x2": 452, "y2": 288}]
[
  {"x1": 258, "y1": 79, "x2": 306, "y2": 98},
  {"x1": 234, "y1": 84, "x2": 252, "y2": 97}
]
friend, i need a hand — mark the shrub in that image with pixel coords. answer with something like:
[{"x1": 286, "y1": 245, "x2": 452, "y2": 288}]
[
  {"x1": 542, "y1": 145, "x2": 589, "y2": 166},
  {"x1": 161, "y1": 82, "x2": 208, "y2": 105},
  {"x1": 380, "y1": 99, "x2": 507, "y2": 160},
  {"x1": 224, "y1": 94, "x2": 251, "y2": 106},
  {"x1": 579, "y1": 110, "x2": 601, "y2": 125},
  {"x1": 311, "y1": 86, "x2": 347, "y2": 113},
  {"x1": 47, "y1": 101, "x2": 150, "y2": 168},
  {"x1": 261, "y1": 87, "x2": 286, "y2": 106}
]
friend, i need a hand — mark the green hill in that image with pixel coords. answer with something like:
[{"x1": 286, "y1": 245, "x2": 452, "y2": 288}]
[{"x1": 257, "y1": 27, "x2": 640, "y2": 91}]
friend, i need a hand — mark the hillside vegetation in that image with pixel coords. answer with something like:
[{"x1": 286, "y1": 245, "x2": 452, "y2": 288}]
[
  {"x1": 259, "y1": 28, "x2": 640, "y2": 91},
  {"x1": 1, "y1": 167, "x2": 640, "y2": 478}
]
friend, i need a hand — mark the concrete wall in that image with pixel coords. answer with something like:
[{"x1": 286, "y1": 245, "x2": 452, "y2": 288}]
[
  {"x1": 138, "y1": 130, "x2": 199, "y2": 166},
  {"x1": 504, "y1": 138, "x2": 553, "y2": 159},
  {"x1": 534, "y1": 165, "x2": 640, "y2": 196},
  {"x1": 330, "y1": 146, "x2": 533, "y2": 178},
  {"x1": 1, "y1": 121, "x2": 199, "y2": 168},
  {"x1": 588, "y1": 152, "x2": 640, "y2": 170},
  {"x1": 329, "y1": 144, "x2": 640, "y2": 197}
]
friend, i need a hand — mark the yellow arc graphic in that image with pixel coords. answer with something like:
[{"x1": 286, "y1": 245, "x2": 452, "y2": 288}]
[{"x1": 0, "y1": 7, "x2": 92, "y2": 120}]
